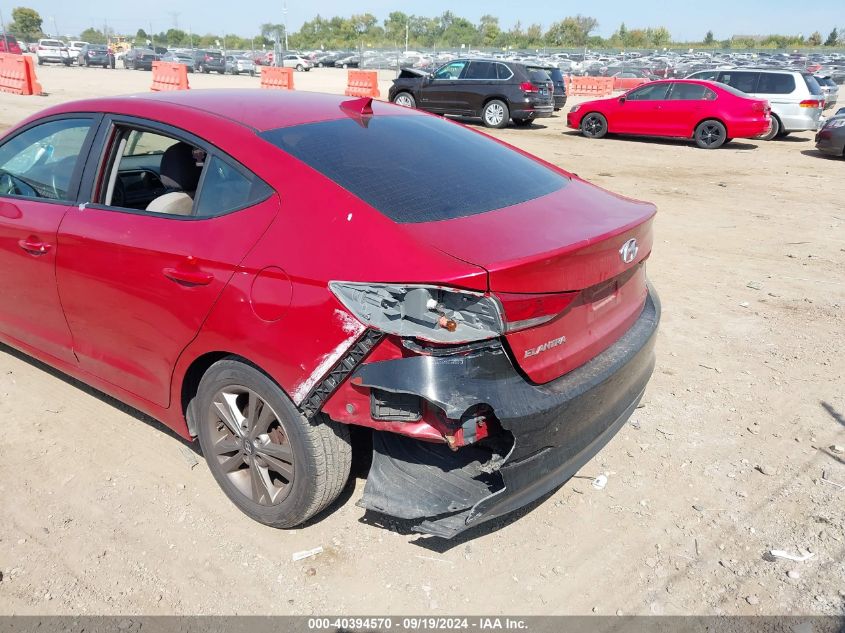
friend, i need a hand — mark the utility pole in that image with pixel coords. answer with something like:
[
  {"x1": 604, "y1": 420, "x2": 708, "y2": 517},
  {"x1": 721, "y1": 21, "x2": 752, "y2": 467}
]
[
  {"x1": 405, "y1": 23, "x2": 409, "y2": 52},
  {"x1": 51, "y1": 16, "x2": 59, "y2": 38},
  {"x1": 283, "y1": 0, "x2": 288, "y2": 52},
  {"x1": 0, "y1": 8, "x2": 9, "y2": 52}
]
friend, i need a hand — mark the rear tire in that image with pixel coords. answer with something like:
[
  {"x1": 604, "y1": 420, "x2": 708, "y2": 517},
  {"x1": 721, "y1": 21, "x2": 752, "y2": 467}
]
[
  {"x1": 580, "y1": 112, "x2": 608, "y2": 138},
  {"x1": 512, "y1": 118, "x2": 533, "y2": 127},
  {"x1": 757, "y1": 115, "x2": 780, "y2": 141},
  {"x1": 482, "y1": 99, "x2": 509, "y2": 129},
  {"x1": 694, "y1": 119, "x2": 727, "y2": 149},
  {"x1": 196, "y1": 358, "x2": 351, "y2": 528}
]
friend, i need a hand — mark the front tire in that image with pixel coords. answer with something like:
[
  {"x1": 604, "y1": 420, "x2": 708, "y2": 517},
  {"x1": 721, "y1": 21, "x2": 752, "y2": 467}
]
[
  {"x1": 196, "y1": 359, "x2": 352, "y2": 528},
  {"x1": 580, "y1": 112, "x2": 608, "y2": 138},
  {"x1": 392, "y1": 92, "x2": 416, "y2": 108},
  {"x1": 296, "y1": 64, "x2": 304, "y2": 72},
  {"x1": 694, "y1": 119, "x2": 727, "y2": 149},
  {"x1": 482, "y1": 99, "x2": 509, "y2": 129}
]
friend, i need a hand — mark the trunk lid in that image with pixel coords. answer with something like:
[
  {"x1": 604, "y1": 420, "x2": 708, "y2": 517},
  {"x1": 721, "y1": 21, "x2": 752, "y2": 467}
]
[{"x1": 406, "y1": 179, "x2": 656, "y2": 383}]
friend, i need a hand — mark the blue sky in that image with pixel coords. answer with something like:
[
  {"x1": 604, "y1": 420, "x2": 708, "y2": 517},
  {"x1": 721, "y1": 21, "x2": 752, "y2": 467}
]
[{"x1": 4, "y1": 0, "x2": 843, "y2": 42}]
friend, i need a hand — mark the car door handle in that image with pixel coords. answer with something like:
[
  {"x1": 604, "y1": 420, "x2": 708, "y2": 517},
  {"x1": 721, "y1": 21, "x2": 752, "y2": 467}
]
[
  {"x1": 18, "y1": 237, "x2": 52, "y2": 256},
  {"x1": 163, "y1": 266, "x2": 214, "y2": 286}
]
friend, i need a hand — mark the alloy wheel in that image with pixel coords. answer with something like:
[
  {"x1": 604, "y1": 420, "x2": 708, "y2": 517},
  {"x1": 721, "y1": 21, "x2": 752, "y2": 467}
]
[
  {"x1": 583, "y1": 115, "x2": 604, "y2": 137},
  {"x1": 697, "y1": 123, "x2": 724, "y2": 148},
  {"x1": 394, "y1": 93, "x2": 414, "y2": 108},
  {"x1": 485, "y1": 102, "x2": 505, "y2": 126},
  {"x1": 205, "y1": 385, "x2": 295, "y2": 506}
]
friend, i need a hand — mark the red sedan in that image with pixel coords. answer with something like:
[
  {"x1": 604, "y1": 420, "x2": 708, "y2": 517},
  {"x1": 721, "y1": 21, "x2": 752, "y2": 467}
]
[
  {"x1": 567, "y1": 79, "x2": 771, "y2": 149},
  {"x1": 0, "y1": 90, "x2": 659, "y2": 537}
]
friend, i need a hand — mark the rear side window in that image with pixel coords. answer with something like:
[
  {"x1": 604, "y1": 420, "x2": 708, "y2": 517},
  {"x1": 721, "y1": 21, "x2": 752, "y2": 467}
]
[
  {"x1": 718, "y1": 72, "x2": 758, "y2": 94},
  {"x1": 496, "y1": 63, "x2": 513, "y2": 80},
  {"x1": 465, "y1": 61, "x2": 496, "y2": 80},
  {"x1": 194, "y1": 156, "x2": 272, "y2": 217},
  {"x1": 756, "y1": 74, "x2": 796, "y2": 94},
  {"x1": 262, "y1": 115, "x2": 567, "y2": 224},
  {"x1": 691, "y1": 70, "x2": 718, "y2": 80},
  {"x1": 669, "y1": 83, "x2": 711, "y2": 100},
  {"x1": 802, "y1": 74, "x2": 822, "y2": 96}
]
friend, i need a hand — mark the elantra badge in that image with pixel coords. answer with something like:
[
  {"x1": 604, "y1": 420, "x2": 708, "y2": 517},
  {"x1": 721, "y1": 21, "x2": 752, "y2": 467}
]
[
  {"x1": 620, "y1": 238, "x2": 639, "y2": 264},
  {"x1": 524, "y1": 336, "x2": 566, "y2": 358}
]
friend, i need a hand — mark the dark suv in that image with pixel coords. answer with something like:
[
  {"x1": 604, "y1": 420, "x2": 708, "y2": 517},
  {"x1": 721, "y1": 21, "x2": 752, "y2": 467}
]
[
  {"x1": 193, "y1": 50, "x2": 225, "y2": 74},
  {"x1": 389, "y1": 59, "x2": 554, "y2": 128},
  {"x1": 123, "y1": 48, "x2": 158, "y2": 70},
  {"x1": 535, "y1": 66, "x2": 567, "y2": 110}
]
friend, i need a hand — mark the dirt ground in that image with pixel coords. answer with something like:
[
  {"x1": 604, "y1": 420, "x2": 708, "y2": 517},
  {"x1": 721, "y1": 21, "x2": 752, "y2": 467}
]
[{"x1": 0, "y1": 64, "x2": 843, "y2": 616}]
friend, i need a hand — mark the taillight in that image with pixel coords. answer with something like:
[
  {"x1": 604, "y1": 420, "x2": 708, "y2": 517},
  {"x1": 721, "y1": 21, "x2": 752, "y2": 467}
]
[
  {"x1": 38, "y1": 45, "x2": 45, "y2": 50},
  {"x1": 495, "y1": 292, "x2": 578, "y2": 333},
  {"x1": 799, "y1": 99, "x2": 822, "y2": 108},
  {"x1": 329, "y1": 283, "x2": 504, "y2": 344},
  {"x1": 751, "y1": 101, "x2": 768, "y2": 113},
  {"x1": 520, "y1": 81, "x2": 539, "y2": 93}
]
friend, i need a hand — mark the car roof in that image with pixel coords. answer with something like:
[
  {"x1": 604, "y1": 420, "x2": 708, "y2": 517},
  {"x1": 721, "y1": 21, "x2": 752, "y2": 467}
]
[{"x1": 43, "y1": 89, "x2": 420, "y2": 132}]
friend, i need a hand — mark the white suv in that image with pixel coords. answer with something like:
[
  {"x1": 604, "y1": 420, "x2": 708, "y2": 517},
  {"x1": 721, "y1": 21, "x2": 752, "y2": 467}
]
[
  {"x1": 67, "y1": 40, "x2": 89, "y2": 62},
  {"x1": 36, "y1": 38, "x2": 71, "y2": 66},
  {"x1": 686, "y1": 68, "x2": 824, "y2": 139}
]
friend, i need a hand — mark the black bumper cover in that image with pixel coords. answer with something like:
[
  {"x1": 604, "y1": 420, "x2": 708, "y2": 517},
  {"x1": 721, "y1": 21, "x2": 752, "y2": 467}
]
[{"x1": 354, "y1": 286, "x2": 661, "y2": 538}]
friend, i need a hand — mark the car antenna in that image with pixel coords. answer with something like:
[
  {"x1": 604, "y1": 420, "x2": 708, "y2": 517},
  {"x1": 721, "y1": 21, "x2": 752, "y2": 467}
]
[{"x1": 340, "y1": 97, "x2": 374, "y2": 127}]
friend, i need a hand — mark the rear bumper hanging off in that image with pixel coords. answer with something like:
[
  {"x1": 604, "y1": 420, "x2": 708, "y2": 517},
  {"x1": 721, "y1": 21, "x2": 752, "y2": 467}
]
[{"x1": 353, "y1": 285, "x2": 661, "y2": 538}]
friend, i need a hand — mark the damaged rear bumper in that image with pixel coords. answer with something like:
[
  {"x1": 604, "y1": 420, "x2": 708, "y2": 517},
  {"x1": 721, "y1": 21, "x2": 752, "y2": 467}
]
[{"x1": 353, "y1": 285, "x2": 661, "y2": 538}]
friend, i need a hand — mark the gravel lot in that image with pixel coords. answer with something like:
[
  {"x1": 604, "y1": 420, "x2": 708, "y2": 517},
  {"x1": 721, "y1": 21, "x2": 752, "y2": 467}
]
[{"x1": 0, "y1": 64, "x2": 843, "y2": 616}]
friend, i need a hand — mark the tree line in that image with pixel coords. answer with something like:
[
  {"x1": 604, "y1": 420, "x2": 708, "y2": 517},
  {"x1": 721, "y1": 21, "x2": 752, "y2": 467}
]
[{"x1": 4, "y1": 6, "x2": 843, "y2": 51}]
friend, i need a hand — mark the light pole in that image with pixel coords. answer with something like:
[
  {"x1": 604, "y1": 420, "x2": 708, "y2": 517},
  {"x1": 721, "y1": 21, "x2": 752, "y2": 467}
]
[
  {"x1": 0, "y1": 8, "x2": 10, "y2": 52},
  {"x1": 283, "y1": 0, "x2": 288, "y2": 52},
  {"x1": 51, "y1": 16, "x2": 59, "y2": 38}
]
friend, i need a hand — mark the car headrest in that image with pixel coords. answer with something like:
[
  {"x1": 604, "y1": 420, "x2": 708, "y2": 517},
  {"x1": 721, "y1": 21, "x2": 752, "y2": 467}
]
[{"x1": 159, "y1": 142, "x2": 201, "y2": 192}]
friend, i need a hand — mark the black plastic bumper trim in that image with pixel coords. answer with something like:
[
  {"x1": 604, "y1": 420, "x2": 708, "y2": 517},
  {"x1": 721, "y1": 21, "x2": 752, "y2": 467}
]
[{"x1": 354, "y1": 285, "x2": 661, "y2": 537}]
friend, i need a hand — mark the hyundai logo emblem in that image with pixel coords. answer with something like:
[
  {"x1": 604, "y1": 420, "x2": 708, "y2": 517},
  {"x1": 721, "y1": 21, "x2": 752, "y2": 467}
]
[{"x1": 619, "y1": 238, "x2": 639, "y2": 264}]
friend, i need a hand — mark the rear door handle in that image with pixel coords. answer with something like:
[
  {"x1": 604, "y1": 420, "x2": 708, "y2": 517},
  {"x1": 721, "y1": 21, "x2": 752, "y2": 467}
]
[
  {"x1": 18, "y1": 237, "x2": 52, "y2": 256},
  {"x1": 163, "y1": 266, "x2": 213, "y2": 286}
]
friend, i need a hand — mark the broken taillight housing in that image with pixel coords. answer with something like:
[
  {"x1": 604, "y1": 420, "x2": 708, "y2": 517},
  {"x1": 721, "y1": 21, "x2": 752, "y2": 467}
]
[{"x1": 329, "y1": 282, "x2": 504, "y2": 344}]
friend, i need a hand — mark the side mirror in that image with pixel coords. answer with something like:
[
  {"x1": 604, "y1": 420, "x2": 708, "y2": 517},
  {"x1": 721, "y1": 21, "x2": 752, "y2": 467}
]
[{"x1": 618, "y1": 96, "x2": 626, "y2": 104}]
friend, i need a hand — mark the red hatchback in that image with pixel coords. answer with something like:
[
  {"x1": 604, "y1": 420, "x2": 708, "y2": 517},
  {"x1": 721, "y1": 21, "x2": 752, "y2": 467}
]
[
  {"x1": 0, "y1": 90, "x2": 660, "y2": 538},
  {"x1": 568, "y1": 79, "x2": 771, "y2": 149}
]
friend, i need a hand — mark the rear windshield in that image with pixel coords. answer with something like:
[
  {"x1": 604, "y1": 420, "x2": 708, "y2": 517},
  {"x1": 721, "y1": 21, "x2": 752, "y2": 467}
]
[
  {"x1": 1, "y1": 34, "x2": 18, "y2": 43},
  {"x1": 42, "y1": 40, "x2": 63, "y2": 47},
  {"x1": 262, "y1": 115, "x2": 567, "y2": 223},
  {"x1": 802, "y1": 74, "x2": 822, "y2": 95}
]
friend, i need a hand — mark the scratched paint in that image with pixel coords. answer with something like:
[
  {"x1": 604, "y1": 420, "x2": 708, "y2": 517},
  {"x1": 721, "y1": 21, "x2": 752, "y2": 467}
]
[{"x1": 291, "y1": 309, "x2": 366, "y2": 405}]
